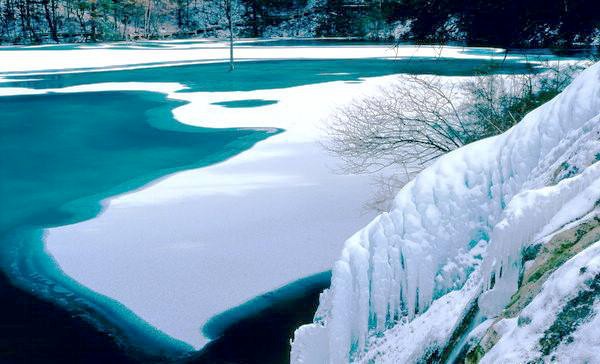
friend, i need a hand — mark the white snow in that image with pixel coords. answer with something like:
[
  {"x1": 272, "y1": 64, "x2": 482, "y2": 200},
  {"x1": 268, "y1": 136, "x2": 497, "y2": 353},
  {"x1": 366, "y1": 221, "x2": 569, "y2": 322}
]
[
  {"x1": 291, "y1": 62, "x2": 600, "y2": 362},
  {"x1": 0, "y1": 40, "x2": 508, "y2": 74},
  {"x1": 479, "y1": 158, "x2": 600, "y2": 317},
  {"x1": 0, "y1": 82, "x2": 185, "y2": 96},
  {"x1": 552, "y1": 300, "x2": 600, "y2": 363}
]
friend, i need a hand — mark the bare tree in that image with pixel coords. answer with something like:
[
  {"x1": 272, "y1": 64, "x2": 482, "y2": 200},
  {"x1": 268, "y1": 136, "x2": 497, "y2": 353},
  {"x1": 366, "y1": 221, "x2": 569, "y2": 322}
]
[
  {"x1": 325, "y1": 65, "x2": 585, "y2": 210},
  {"x1": 326, "y1": 63, "x2": 586, "y2": 177},
  {"x1": 221, "y1": 0, "x2": 237, "y2": 71},
  {"x1": 462, "y1": 62, "x2": 584, "y2": 139},
  {"x1": 41, "y1": 0, "x2": 58, "y2": 42},
  {"x1": 325, "y1": 75, "x2": 471, "y2": 175}
]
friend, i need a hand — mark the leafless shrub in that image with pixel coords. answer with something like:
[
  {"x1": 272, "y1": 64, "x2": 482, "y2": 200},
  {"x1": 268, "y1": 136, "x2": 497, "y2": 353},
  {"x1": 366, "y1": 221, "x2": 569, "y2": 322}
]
[
  {"x1": 325, "y1": 62, "x2": 586, "y2": 209},
  {"x1": 364, "y1": 168, "x2": 417, "y2": 213},
  {"x1": 324, "y1": 75, "x2": 473, "y2": 175},
  {"x1": 463, "y1": 62, "x2": 584, "y2": 139}
]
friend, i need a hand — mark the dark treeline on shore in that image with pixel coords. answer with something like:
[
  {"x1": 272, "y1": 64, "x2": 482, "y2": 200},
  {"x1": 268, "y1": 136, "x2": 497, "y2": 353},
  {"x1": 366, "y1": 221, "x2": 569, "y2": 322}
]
[{"x1": 0, "y1": 0, "x2": 598, "y2": 47}]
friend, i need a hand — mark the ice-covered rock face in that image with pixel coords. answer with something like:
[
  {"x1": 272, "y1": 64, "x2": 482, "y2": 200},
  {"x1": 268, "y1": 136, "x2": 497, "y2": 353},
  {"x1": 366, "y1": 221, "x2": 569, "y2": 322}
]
[
  {"x1": 480, "y1": 239, "x2": 600, "y2": 363},
  {"x1": 291, "y1": 62, "x2": 600, "y2": 363}
]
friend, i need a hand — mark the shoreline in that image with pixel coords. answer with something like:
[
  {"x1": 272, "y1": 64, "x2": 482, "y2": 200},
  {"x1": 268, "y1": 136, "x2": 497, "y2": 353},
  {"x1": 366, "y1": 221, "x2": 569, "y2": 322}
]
[
  {"x1": 0, "y1": 41, "x2": 513, "y2": 74},
  {"x1": 202, "y1": 271, "x2": 331, "y2": 341},
  {"x1": 1, "y1": 36, "x2": 598, "y2": 52}
]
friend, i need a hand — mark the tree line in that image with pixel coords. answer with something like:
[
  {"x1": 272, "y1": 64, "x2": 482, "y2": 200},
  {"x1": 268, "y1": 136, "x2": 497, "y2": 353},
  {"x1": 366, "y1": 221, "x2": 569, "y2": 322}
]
[
  {"x1": 0, "y1": 0, "x2": 240, "y2": 43},
  {"x1": 316, "y1": 0, "x2": 598, "y2": 47},
  {"x1": 1, "y1": 0, "x2": 598, "y2": 46}
]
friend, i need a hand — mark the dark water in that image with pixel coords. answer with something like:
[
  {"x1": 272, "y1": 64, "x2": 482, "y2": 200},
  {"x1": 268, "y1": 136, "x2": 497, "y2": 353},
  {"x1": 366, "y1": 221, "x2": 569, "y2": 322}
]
[
  {"x1": 0, "y1": 271, "x2": 140, "y2": 364},
  {"x1": 0, "y1": 55, "x2": 553, "y2": 362},
  {"x1": 188, "y1": 272, "x2": 331, "y2": 364},
  {"x1": 211, "y1": 99, "x2": 279, "y2": 108}
]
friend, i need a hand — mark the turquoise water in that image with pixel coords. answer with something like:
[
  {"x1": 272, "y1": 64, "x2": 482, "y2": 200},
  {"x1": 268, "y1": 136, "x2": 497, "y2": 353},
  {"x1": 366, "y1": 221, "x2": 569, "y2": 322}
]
[
  {"x1": 212, "y1": 99, "x2": 279, "y2": 108},
  {"x1": 1, "y1": 57, "x2": 539, "y2": 92},
  {"x1": 0, "y1": 91, "x2": 271, "y2": 234}
]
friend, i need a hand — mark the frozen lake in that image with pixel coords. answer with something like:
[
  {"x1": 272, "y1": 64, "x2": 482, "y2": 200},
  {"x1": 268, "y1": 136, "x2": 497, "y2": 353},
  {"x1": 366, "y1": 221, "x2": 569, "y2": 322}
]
[{"x1": 0, "y1": 40, "x2": 557, "y2": 359}]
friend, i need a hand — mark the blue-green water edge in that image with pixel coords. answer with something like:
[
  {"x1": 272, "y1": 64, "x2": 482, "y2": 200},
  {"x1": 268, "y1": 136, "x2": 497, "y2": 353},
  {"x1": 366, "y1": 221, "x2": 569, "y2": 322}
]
[
  {"x1": 0, "y1": 90, "x2": 274, "y2": 357},
  {"x1": 1, "y1": 57, "x2": 540, "y2": 92},
  {"x1": 0, "y1": 56, "x2": 549, "y2": 359},
  {"x1": 0, "y1": 92, "x2": 273, "y2": 232}
]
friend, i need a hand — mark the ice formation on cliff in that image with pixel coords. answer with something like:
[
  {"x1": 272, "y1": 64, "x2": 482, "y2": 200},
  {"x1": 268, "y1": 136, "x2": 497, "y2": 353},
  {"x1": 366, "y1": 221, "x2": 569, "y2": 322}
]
[{"x1": 291, "y1": 62, "x2": 600, "y2": 363}]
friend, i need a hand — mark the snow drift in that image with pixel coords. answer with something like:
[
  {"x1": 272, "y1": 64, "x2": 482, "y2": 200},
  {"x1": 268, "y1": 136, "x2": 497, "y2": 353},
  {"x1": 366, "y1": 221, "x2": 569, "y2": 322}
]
[{"x1": 291, "y1": 62, "x2": 600, "y2": 363}]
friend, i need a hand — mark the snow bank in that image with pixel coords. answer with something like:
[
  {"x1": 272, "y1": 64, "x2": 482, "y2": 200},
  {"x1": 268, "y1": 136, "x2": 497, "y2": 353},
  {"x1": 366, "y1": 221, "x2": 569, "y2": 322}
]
[{"x1": 291, "y1": 62, "x2": 600, "y2": 362}]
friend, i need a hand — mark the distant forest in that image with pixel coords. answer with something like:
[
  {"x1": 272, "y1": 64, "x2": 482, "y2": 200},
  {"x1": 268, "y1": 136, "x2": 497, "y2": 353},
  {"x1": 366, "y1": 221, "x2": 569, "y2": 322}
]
[{"x1": 1, "y1": 0, "x2": 598, "y2": 47}]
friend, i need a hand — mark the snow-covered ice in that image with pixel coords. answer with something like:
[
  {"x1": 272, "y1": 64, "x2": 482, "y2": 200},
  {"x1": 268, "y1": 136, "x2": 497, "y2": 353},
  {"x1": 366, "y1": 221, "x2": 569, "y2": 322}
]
[{"x1": 39, "y1": 69, "x2": 401, "y2": 348}]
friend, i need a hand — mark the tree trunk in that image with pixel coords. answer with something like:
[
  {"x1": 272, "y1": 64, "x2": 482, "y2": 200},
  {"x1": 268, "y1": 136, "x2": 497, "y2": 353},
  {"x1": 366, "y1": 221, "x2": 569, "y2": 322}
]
[
  {"x1": 227, "y1": 0, "x2": 234, "y2": 71},
  {"x1": 90, "y1": 0, "x2": 97, "y2": 41},
  {"x1": 76, "y1": 6, "x2": 87, "y2": 41},
  {"x1": 176, "y1": 0, "x2": 182, "y2": 29},
  {"x1": 24, "y1": 0, "x2": 39, "y2": 43},
  {"x1": 41, "y1": 0, "x2": 58, "y2": 42},
  {"x1": 144, "y1": 0, "x2": 151, "y2": 37}
]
